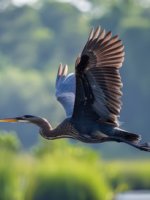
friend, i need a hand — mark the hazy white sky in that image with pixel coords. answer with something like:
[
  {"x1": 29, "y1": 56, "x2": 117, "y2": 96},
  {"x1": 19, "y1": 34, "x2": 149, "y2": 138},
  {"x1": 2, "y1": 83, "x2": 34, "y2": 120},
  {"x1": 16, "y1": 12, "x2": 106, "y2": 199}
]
[
  {"x1": 12, "y1": 0, "x2": 91, "y2": 12},
  {"x1": 12, "y1": 0, "x2": 38, "y2": 6},
  {"x1": 12, "y1": 0, "x2": 150, "y2": 12},
  {"x1": 58, "y1": 0, "x2": 91, "y2": 12}
]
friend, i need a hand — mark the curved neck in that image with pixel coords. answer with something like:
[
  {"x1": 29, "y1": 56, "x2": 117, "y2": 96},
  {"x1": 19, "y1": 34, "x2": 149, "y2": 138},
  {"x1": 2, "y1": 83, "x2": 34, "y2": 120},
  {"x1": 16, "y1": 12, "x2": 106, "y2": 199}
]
[
  {"x1": 32, "y1": 118, "x2": 53, "y2": 139},
  {"x1": 35, "y1": 118, "x2": 63, "y2": 139},
  {"x1": 37, "y1": 118, "x2": 73, "y2": 140},
  {"x1": 37, "y1": 118, "x2": 52, "y2": 130}
]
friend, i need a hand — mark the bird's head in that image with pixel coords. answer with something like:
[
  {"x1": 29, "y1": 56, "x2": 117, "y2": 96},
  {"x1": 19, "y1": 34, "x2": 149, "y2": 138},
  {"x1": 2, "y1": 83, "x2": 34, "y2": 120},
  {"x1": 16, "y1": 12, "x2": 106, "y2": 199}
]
[{"x1": 0, "y1": 115, "x2": 52, "y2": 139}]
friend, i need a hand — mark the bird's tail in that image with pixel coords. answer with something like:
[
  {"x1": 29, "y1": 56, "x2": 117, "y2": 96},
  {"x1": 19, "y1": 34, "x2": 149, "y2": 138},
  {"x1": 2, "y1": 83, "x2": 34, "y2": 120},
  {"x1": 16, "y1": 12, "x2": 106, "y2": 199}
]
[
  {"x1": 115, "y1": 128, "x2": 141, "y2": 144},
  {"x1": 114, "y1": 129, "x2": 150, "y2": 152}
]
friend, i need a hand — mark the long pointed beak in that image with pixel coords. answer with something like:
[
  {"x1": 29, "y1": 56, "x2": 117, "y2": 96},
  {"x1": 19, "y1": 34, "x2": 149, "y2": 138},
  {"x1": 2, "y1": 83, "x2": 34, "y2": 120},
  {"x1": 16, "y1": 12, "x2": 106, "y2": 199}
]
[
  {"x1": 0, "y1": 117, "x2": 27, "y2": 123},
  {"x1": 0, "y1": 118, "x2": 18, "y2": 122}
]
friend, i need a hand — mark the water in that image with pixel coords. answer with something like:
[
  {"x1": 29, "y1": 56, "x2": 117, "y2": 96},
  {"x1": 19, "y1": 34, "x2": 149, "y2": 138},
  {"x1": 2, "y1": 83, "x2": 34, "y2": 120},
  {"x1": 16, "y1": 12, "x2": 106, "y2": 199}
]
[{"x1": 115, "y1": 191, "x2": 150, "y2": 200}]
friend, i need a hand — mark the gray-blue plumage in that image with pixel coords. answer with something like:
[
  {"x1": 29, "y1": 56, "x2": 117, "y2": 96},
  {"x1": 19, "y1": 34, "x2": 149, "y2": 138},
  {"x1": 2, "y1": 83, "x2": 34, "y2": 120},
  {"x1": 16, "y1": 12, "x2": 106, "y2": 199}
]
[{"x1": 55, "y1": 64, "x2": 75, "y2": 117}]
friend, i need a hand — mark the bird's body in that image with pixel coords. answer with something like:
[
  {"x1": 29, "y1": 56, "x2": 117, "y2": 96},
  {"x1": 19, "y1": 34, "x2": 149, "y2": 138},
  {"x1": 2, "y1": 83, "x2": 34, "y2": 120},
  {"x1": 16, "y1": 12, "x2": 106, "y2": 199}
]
[
  {"x1": 0, "y1": 26, "x2": 150, "y2": 152},
  {"x1": 38, "y1": 117, "x2": 141, "y2": 148},
  {"x1": 40, "y1": 117, "x2": 114, "y2": 142}
]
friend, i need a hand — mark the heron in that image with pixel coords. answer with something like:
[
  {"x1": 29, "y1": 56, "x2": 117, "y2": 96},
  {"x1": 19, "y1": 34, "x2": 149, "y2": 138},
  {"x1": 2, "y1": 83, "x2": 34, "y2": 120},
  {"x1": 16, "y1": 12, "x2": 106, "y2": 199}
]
[{"x1": 0, "y1": 27, "x2": 149, "y2": 152}]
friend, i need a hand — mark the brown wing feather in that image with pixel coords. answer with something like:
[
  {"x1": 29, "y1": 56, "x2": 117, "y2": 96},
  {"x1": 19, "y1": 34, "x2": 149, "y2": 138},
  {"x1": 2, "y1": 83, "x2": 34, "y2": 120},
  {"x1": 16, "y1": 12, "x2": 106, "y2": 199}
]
[{"x1": 73, "y1": 27, "x2": 124, "y2": 126}]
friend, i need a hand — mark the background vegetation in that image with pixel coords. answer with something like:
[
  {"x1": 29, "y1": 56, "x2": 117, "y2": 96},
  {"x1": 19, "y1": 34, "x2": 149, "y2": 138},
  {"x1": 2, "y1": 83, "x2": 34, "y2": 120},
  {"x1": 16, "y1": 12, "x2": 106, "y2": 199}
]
[
  {"x1": 0, "y1": 0, "x2": 150, "y2": 199},
  {"x1": 0, "y1": 133, "x2": 150, "y2": 200}
]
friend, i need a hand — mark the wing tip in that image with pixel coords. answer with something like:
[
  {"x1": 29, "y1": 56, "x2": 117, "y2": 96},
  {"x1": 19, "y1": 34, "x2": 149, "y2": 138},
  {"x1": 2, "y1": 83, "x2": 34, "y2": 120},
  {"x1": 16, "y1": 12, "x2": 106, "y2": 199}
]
[
  {"x1": 58, "y1": 63, "x2": 63, "y2": 76},
  {"x1": 87, "y1": 26, "x2": 124, "y2": 48},
  {"x1": 57, "y1": 63, "x2": 68, "y2": 76},
  {"x1": 62, "y1": 64, "x2": 68, "y2": 76}
]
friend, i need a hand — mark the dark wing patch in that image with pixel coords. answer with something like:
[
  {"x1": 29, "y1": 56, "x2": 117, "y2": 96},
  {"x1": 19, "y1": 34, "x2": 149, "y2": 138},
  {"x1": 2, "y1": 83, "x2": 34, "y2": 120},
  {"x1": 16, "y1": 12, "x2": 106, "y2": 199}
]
[{"x1": 72, "y1": 27, "x2": 124, "y2": 126}]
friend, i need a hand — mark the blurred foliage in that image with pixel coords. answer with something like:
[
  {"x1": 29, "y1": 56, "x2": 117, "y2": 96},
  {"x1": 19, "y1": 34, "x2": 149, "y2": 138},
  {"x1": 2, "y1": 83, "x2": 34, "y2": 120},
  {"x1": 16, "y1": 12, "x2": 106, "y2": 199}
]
[
  {"x1": 0, "y1": 0, "x2": 149, "y2": 158},
  {"x1": 106, "y1": 160, "x2": 150, "y2": 191},
  {"x1": 26, "y1": 144, "x2": 110, "y2": 200},
  {"x1": 33, "y1": 139, "x2": 98, "y2": 161},
  {"x1": 0, "y1": 134, "x2": 150, "y2": 199},
  {"x1": 0, "y1": 131, "x2": 21, "y2": 152},
  {"x1": 0, "y1": 134, "x2": 112, "y2": 200},
  {"x1": 0, "y1": 133, "x2": 22, "y2": 200},
  {"x1": 30, "y1": 140, "x2": 111, "y2": 199}
]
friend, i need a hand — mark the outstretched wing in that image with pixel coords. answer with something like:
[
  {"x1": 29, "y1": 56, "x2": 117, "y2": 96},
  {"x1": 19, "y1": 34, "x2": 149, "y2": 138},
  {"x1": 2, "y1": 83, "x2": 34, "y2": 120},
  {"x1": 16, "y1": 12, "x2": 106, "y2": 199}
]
[
  {"x1": 55, "y1": 64, "x2": 75, "y2": 117},
  {"x1": 72, "y1": 27, "x2": 124, "y2": 126}
]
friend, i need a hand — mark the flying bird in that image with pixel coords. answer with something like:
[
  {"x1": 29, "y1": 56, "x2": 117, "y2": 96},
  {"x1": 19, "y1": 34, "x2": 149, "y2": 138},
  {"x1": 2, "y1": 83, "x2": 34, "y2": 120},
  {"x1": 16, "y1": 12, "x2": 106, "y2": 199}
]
[{"x1": 0, "y1": 27, "x2": 150, "y2": 152}]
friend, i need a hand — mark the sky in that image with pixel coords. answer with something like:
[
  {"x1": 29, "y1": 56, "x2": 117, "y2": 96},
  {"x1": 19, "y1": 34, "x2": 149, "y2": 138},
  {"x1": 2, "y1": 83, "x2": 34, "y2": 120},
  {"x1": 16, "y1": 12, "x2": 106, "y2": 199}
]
[
  {"x1": 12, "y1": 0, "x2": 38, "y2": 6},
  {"x1": 12, "y1": 0, "x2": 91, "y2": 11},
  {"x1": 11, "y1": 0, "x2": 150, "y2": 12}
]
